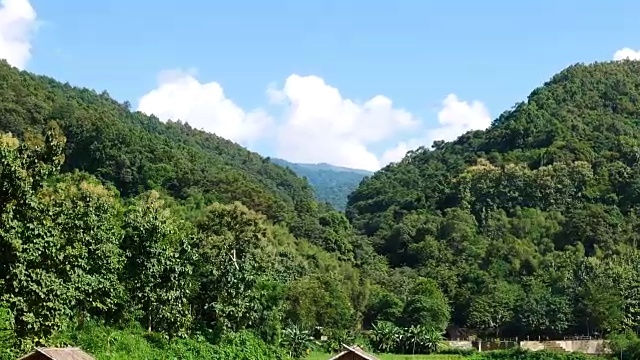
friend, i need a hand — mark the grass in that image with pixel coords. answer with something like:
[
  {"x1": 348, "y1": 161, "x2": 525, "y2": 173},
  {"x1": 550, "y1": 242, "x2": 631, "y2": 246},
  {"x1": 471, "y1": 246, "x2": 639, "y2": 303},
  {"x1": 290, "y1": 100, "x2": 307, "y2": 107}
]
[{"x1": 308, "y1": 352, "x2": 466, "y2": 360}]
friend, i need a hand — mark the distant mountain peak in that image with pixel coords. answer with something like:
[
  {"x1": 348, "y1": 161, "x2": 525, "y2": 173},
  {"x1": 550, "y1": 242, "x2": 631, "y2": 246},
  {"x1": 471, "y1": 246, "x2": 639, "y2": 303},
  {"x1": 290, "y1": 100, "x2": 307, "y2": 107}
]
[{"x1": 270, "y1": 158, "x2": 372, "y2": 210}]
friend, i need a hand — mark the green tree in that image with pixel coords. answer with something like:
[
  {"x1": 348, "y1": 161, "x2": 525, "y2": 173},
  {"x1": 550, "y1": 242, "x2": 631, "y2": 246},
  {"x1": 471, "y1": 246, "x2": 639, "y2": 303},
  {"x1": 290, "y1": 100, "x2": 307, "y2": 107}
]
[
  {"x1": 195, "y1": 202, "x2": 278, "y2": 334},
  {"x1": 401, "y1": 278, "x2": 450, "y2": 331},
  {"x1": 468, "y1": 281, "x2": 520, "y2": 337},
  {"x1": 122, "y1": 190, "x2": 196, "y2": 336}
]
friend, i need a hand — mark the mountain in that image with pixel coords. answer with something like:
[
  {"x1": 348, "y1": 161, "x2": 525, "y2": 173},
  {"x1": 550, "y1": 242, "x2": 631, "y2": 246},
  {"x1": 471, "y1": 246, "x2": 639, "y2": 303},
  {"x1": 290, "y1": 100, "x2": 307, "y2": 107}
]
[
  {"x1": 0, "y1": 59, "x2": 383, "y2": 355},
  {"x1": 6, "y1": 56, "x2": 640, "y2": 357},
  {"x1": 271, "y1": 158, "x2": 372, "y2": 210},
  {"x1": 0, "y1": 61, "x2": 338, "y2": 242},
  {"x1": 347, "y1": 60, "x2": 640, "y2": 335}
]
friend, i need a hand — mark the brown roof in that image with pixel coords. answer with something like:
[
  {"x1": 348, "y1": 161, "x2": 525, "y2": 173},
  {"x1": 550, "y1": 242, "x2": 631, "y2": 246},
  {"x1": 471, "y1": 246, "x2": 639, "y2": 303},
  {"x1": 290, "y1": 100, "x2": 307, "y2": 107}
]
[
  {"x1": 328, "y1": 344, "x2": 379, "y2": 360},
  {"x1": 18, "y1": 348, "x2": 95, "y2": 360}
]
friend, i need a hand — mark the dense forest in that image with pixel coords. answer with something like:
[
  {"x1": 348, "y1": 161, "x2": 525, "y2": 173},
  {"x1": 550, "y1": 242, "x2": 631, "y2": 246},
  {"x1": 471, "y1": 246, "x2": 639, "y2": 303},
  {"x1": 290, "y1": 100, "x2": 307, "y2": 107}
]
[
  {"x1": 347, "y1": 59, "x2": 640, "y2": 339},
  {"x1": 3, "y1": 58, "x2": 640, "y2": 359},
  {"x1": 270, "y1": 158, "x2": 371, "y2": 211}
]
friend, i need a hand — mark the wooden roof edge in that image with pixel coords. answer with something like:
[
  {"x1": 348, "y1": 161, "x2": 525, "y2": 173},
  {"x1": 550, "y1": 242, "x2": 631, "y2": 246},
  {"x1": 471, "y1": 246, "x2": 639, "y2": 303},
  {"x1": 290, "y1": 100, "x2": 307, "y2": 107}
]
[
  {"x1": 327, "y1": 350, "x2": 349, "y2": 360},
  {"x1": 16, "y1": 348, "x2": 52, "y2": 360},
  {"x1": 17, "y1": 347, "x2": 88, "y2": 360},
  {"x1": 327, "y1": 344, "x2": 379, "y2": 360}
]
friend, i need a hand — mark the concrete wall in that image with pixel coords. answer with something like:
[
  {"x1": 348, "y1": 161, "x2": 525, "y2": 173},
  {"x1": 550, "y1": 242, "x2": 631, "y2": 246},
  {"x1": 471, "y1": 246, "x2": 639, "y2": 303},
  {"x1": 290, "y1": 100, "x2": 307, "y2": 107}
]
[
  {"x1": 446, "y1": 341, "x2": 473, "y2": 350},
  {"x1": 446, "y1": 339, "x2": 608, "y2": 355},
  {"x1": 445, "y1": 340, "x2": 519, "y2": 352},
  {"x1": 519, "y1": 340, "x2": 608, "y2": 355},
  {"x1": 478, "y1": 341, "x2": 518, "y2": 352}
]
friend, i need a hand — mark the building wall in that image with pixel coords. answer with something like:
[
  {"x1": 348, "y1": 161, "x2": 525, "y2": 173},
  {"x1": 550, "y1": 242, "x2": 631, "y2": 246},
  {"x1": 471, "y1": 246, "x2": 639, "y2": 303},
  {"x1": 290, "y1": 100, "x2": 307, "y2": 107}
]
[
  {"x1": 445, "y1": 339, "x2": 608, "y2": 355},
  {"x1": 520, "y1": 340, "x2": 607, "y2": 354},
  {"x1": 447, "y1": 340, "x2": 474, "y2": 350}
]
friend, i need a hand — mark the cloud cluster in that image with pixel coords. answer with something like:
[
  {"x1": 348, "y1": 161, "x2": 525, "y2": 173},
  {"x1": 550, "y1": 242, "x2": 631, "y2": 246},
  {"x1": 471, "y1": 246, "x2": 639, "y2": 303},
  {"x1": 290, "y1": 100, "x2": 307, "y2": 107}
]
[
  {"x1": 0, "y1": 0, "x2": 37, "y2": 69},
  {"x1": 613, "y1": 48, "x2": 640, "y2": 61},
  {"x1": 138, "y1": 69, "x2": 272, "y2": 146},
  {"x1": 381, "y1": 94, "x2": 491, "y2": 164},
  {"x1": 138, "y1": 71, "x2": 491, "y2": 171},
  {"x1": 268, "y1": 74, "x2": 419, "y2": 170}
]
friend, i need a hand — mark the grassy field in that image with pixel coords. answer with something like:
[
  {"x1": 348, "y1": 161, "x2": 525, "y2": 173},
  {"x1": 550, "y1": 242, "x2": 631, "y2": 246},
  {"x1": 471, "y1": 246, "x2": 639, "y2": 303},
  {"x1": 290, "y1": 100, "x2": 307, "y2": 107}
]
[{"x1": 308, "y1": 352, "x2": 465, "y2": 360}]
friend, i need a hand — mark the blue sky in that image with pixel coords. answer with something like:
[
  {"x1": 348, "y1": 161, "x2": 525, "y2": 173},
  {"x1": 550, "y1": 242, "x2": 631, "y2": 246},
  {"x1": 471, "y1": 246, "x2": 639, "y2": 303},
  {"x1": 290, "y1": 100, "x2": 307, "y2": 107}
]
[{"x1": 5, "y1": 0, "x2": 640, "y2": 170}]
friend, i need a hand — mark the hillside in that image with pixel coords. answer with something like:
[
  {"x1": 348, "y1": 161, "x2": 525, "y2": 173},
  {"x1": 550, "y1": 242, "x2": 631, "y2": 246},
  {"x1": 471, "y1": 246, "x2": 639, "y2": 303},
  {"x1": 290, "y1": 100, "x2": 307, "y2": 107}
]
[
  {"x1": 347, "y1": 60, "x2": 640, "y2": 336},
  {"x1": 0, "y1": 60, "x2": 388, "y2": 358},
  {"x1": 6, "y1": 57, "x2": 640, "y2": 359},
  {"x1": 271, "y1": 158, "x2": 372, "y2": 210},
  {"x1": 0, "y1": 61, "x2": 338, "y2": 243}
]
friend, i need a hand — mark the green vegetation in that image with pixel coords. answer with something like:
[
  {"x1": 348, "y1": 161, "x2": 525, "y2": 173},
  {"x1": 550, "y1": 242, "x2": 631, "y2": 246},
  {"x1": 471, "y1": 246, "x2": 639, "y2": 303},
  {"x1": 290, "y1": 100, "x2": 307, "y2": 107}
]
[
  {"x1": 3, "y1": 56, "x2": 640, "y2": 360},
  {"x1": 308, "y1": 353, "x2": 464, "y2": 360},
  {"x1": 0, "y1": 60, "x2": 375, "y2": 359},
  {"x1": 309, "y1": 350, "x2": 605, "y2": 360},
  {"x1": 348, "y1": 59, "x2": 640, "y2": 340},
  {"x1": 271, "y1": 158, "x2": 371, "y2": 211}
]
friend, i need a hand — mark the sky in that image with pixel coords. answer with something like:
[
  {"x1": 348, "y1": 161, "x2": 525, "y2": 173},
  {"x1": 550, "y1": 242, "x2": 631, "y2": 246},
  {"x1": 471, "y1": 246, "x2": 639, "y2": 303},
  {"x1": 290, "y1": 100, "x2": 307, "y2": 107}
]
[{"x1": 3, "y1": 0, "x2": 640, "y2": 171}]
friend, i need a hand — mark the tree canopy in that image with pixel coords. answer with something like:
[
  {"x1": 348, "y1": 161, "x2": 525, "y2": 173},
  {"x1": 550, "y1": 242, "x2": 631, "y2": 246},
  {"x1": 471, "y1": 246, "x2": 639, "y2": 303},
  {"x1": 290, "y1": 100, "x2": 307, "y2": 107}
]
[
  {"x1": 347, "y1": 59, "x2": 640, "y2": 337},
  {"x1": 3, "y1": 57, "x2": 640, "y2": 358}
]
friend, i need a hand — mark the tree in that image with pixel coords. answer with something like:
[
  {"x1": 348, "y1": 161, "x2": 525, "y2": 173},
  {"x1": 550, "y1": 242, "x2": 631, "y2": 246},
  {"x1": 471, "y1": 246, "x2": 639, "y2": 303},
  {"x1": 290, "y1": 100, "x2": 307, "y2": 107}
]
[
  {"x1": 0, "y1": 128, "x2": 70, "y2": 341},
  {"x1": 518, "y1": 276, "x2": 571, "y2": 335},
  {"x1": 364, "y1": 286, "x2": 403, "y2": 327},
  {"x1": 401, "y1": 278, "x2": 450, "y2": 331},
  {"x1": 575, "y1": 258, "x2": 625, "y2": 334},
  {"x1": 195, "y1": 202, "x2": 278, "y2": 334},
  {"x1": 284, "y1": 273, "x2": 355, "y2": 331},
  {"x1": 468, "y1": 281, "x2": 520, "y2": 337},
  {"x1": 122, "y1": 191, "x2": 196, "y2": 336}
]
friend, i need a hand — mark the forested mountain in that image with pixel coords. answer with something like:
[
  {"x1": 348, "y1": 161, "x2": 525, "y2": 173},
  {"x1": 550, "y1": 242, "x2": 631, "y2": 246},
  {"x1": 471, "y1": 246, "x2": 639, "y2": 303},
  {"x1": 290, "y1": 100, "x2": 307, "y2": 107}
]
[
  {"x1": 5, "y1": 57, "x2": 640, "y2": 359},
  {"x1": 347, "y1": 60, "x2": 640, "y2": 337},
  {"x1": 0, "y1": 60, "x2": 384, "y2": 358},
  {"x1": 0, "y1": 61, "x2": 348, "y2": 247},
  {"x1": 271, "y1": 158, "x2": 371, "y2": 210}
]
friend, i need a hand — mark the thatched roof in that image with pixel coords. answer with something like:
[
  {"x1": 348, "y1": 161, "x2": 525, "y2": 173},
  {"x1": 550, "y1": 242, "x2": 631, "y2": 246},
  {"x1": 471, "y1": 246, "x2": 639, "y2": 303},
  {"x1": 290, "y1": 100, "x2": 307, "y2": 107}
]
[
  {"x1": 328, "y1": 344, "x2": 379, "y2": 360},
  {"x1": 17, "y1": 347, "x2": 95, "y2": 360}
]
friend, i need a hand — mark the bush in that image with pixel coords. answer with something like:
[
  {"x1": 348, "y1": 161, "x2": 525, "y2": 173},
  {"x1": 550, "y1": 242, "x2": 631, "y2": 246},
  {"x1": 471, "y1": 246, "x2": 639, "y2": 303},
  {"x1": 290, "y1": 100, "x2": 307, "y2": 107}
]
[
  {"x1": 213, "y1": 331, "x2": 288, "y2": 360},
  {"x1": 438, "y1": 347, "x2": 477, "y2": 356},
  {"x1": 608, "y1": 332, "x2": 640, "y2": 360},
  {"x1": 469, "y1": 348, "x2": 607, "y2": 360},
  {"x1": 44, "y1": 322, "x2": 288, "y2": 360}
]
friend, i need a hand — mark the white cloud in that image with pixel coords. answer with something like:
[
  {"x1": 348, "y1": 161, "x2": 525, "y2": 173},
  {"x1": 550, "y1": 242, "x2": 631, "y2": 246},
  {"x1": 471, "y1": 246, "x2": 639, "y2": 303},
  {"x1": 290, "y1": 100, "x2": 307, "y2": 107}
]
[
  {"x1": 138, "y1": 71, "x2": 489, "y2": 171},
  {"x1": 613, "y1": 47, "x2": 640, "y2": 61},
  {"x1": 381, "y1": 94, "x2": 491, "y2": 164},
  {"x1": 270, "y1": 74, "x2": 419, "y2": 171},
  {"x1": 0, "y1": 0, "x2": 37, "y2": 69},
  {"x1": 137, "y1": 69, "x2": 272, "y2": 146}
]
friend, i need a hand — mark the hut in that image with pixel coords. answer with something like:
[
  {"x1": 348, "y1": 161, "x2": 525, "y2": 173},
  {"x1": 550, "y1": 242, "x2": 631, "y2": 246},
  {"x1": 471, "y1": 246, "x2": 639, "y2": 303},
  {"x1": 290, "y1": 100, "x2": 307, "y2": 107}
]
[
  {"x1": 328, "y1": 345, "x2": 379, "y2": 360},
  {"x1": 17, "y1": 347, "x2": 95, "y2": 360}
]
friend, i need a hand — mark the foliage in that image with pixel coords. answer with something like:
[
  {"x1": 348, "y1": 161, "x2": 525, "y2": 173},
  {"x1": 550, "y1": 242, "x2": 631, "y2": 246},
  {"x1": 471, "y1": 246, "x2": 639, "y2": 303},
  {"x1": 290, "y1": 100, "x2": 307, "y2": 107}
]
[
  {"x1": 348, "y1": 60, "x2": 640, "y2": 338},
  {"x1": 48, "y1": 321, "x2": 287, "y2": 360},
  {"x1": 6, "y1": 54, "x2": 640, "y2": 358},
  {"x1": 0, "y1": 305, "x2": 16, "y2": 360},
  {"x1": 370, "y1": 321, "x2": 444, "y2": 355},
  {"x1": 194, "y1": 202, "x2": 280, "y2": 334},
  {"x1": 469, "y1": 349, "x2": 606, "y2": 360},
  {"x1": 608, "y1": 331, "x2": 640, "y2": 360},
  {"x1": 281, "y1": 325, "x2": 314, "y2": 359},
  {"x1": 122, "y1": 191, "x2": 196, "y2": 336}
]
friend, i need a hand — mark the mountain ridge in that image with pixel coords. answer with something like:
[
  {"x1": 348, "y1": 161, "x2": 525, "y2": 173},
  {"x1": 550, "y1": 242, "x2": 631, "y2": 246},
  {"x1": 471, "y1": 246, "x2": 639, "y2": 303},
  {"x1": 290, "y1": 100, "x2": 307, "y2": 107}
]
[
  {"x1": 271, "y1": 158, "x2": 372, "y2": 210},
  {"x1": 346, "y1": 59, "x2": 640, "y2": 335}
]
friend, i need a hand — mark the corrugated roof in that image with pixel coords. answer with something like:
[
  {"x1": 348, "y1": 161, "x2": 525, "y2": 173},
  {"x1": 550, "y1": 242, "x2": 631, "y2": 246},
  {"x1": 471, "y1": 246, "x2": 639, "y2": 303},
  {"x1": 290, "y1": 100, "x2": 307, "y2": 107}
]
[
  {"x1": 18, "y1": 347, "x2": 95, "y2": 360},
  {"x1": 327, "y1": 344, "x2": 379, "y2": 360}
]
